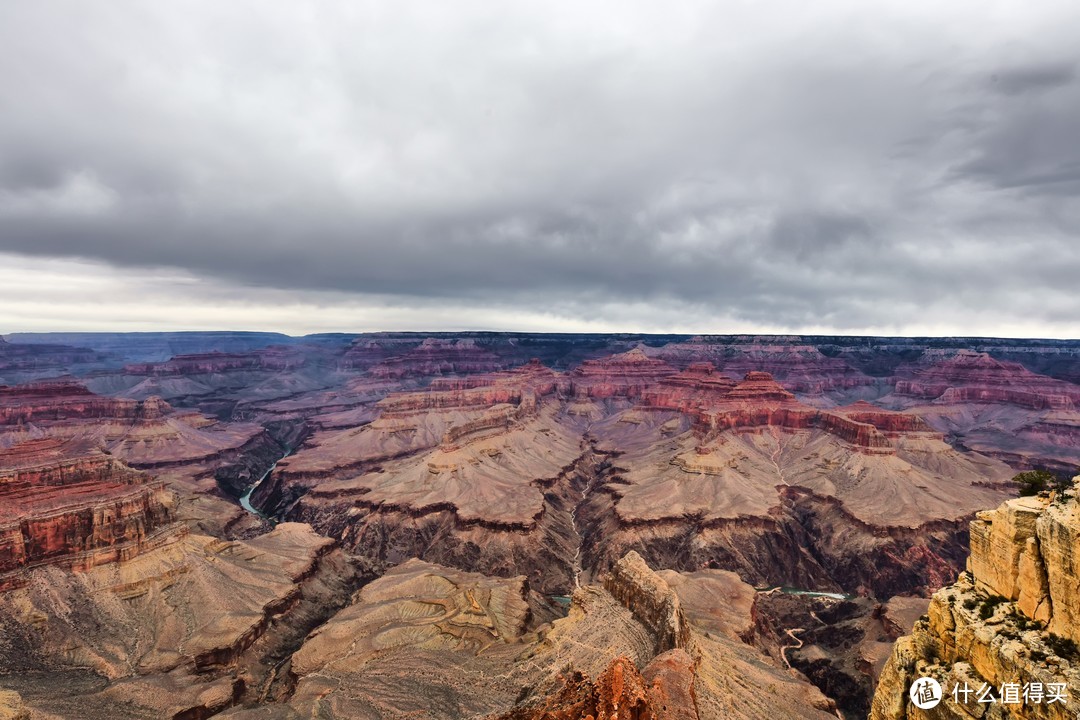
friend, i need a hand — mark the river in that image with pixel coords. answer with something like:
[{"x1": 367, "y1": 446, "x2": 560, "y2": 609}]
[{"x1": 239, "y1": 451, "x2": 291, "y2": 518}]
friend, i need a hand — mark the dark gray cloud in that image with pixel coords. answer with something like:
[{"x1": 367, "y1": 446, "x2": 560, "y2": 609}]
[
  {"x1": 0, "y1": 1, "x2": 1078, "y2": 335},
  {"x1": 991, "y1": 62, "x2": 1076, "y2": 96}
]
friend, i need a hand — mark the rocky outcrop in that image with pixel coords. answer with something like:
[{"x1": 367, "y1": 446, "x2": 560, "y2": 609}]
[
  {"x1": 693, "y1": 373, "x2": 935, "y2": 453},
  {"x1": 125, "y1": 352, "x2": 259, "y2": 376},
  {"x1": 836, "y1": 401, "x2": 936, "y2": 435},
  {"x1": 0, "y1": 381, "x2": 274, "y2": 485},
  {"x1": 339, "y1": 340, "x2": 393, "y2": 370},
  {"x1": 0, "y1": 439, "x2": 179, "y2": 589},
  {"x1": 375, "y1": 360, "x2": 562, "y2": 416},
  {"x1": 0, "y1": 690, "x2": 29, "y2": 720},
  {"x1": 260, "y1": 555, "x2": 831, "y2": 720},
  {"x1": 640, "y1": 362, "x2": 737, "y2": 412},
  {"x1": 871, "y1": 482, "x2": 1080, "y2": 719},
  {"x1": 285, "y1": 432, "x2": 595, "y2": 594},
  {"x1": 369, "y1": 338, "x2": 508, "y2": 379},
  {"x1": 499, "y1": 652, "x2": 699, "y2": 720},
  {"x1": 0, "y1": 381, "x2": 170, "y2": 424},
  {"x1": 603, "y1": 551, "x2": 691, "y2": 654},
  {"x1": 570, "y1": 349, "x2": 678, "y2": 399},
  {"x1": 652, "y1": 341, "x2": 873, "y2": 394},
  {"x1": 966, "y1": 494, "x2": 1080, "y2": 642},
  {"x1": 266, "y1": 363, "x2": 576, "y2": 541}
]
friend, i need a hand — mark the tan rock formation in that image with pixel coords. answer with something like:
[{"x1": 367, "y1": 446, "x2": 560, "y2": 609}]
[
  {"x1": 0, "y1": 523, "x2": 348, "y2": 719},
  {"x1": 871, "y1": 480, "x2": 1080, "y2": 719},
  {"x1": 255, "y1": 553, "x2": 834, "y2": 720},
  {"x1": 603, "y1": 551, "x2": 691, "y2": 654},
  {"x1": 0, "y1": 691, "x2": 28, "y2": 720}
]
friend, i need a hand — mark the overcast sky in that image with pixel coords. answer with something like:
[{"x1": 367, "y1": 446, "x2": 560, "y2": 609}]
[{"x1": 1, "y1": 1, "x2": 1078, "y2": 337}]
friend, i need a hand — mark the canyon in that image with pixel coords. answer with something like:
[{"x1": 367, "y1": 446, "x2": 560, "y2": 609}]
[{"x1": 0, "y1": 331, "x2": 1077, "y2": 718}]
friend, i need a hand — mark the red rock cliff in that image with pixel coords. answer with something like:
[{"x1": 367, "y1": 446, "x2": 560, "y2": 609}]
[
  {"x1": 0, "y1": 439, "x2": 179, "y2": 589},
  {"x1": 0, "y1": 381, "x2": 171, "y2": 424},
  {"x1": 570, "y1": 349, "x2": 678, "y2": 399}
]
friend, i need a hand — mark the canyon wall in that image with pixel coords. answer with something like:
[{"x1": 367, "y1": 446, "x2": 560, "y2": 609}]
[
  {"x1": 0, "y1": 440, "x2": 179, "y2": 590},
  {"x1": 871, "y1": 482, "x2": 1080, "y2": 719}
]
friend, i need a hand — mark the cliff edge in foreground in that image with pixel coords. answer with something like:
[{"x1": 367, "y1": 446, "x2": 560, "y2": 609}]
[{"x1": 872, "y1": 478, "x2": 1080, "y2": 719}]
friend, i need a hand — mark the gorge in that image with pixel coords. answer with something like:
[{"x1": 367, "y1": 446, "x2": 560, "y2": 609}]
[{"x1": 0, "y1": 332, "x2": 1077, "y2": 719}]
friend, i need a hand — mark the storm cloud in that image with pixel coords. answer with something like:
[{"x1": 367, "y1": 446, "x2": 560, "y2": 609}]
[{"x1": 1, "y1": 1, "x2": 1078, "y2": 335}]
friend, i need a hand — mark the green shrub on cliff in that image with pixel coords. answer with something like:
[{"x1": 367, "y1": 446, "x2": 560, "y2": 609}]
[
  {"x1": 1014, "y1": 470, "x2": 1070, "y2": 497},
  {"x1": 979, "y1": 594, "x2": 1008, "y2": 620}
]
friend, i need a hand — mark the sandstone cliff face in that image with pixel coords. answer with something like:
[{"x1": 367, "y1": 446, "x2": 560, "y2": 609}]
[
  {"x1": 0, "y1": 440, "x2": 179, "y2": 589},
  {"x1": 603, "y1": 551, "x2": 692, "y2": 654},
  {"x1": 965, "y1": 494, "x2": 1080, "y2": 645},
  {"x1": 871, "y1": 483, "x2": 1080, "y2": 719}
]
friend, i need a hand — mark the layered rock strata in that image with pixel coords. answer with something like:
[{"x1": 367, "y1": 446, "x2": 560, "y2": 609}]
[
  {"x1": 0, "y1": 380, "x2": 266, "y2": 468},
  {"x1": 888, "y1": 351, "x2": 1080, "y2": 471},
  {"x1": 0, "y1": 439, "x2": 179, "y2": 589},
  {"x1": 265, "y1": 364, "x2": 1014, "y2": 601},
  {"x1": 0, "y1": 381, "x2": 169, "y2": 425},
  {"x1": 894, "y1": 351, "x2": 1080, "y2": 410},
  {"x1": 369, "y1": 338, "x2": 508, "y2": 379},
  {"x1": 652, "y1": 341, "x2": 874, "y2": 394},
  {"x1": 871, "y1": 482, "x2": 1080, "y2": 719},
  {"x1": 0, "y1": 337, "x2": 103, "y2": 385},
  {"x1": 569, "y1": 348, "x2": 678, "y2": 399}
]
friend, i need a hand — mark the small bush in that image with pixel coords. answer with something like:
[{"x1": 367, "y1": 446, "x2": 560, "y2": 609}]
[
  {"x1": 1011, "y1": 609, "x2": 1044, "y2": 632},
  {"x1": 979, "y1": 595, "x2": 1008, "y2": 621},
  {"x1": 1014, "y1": 470, "x2": 1071, "y2": 497},
  {"x1": 1046, "y1": 634, "x2": 1080, "y2": 661},
  {"x1": 963, "y1": 598, "x2": 978, "y2": 611}
]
